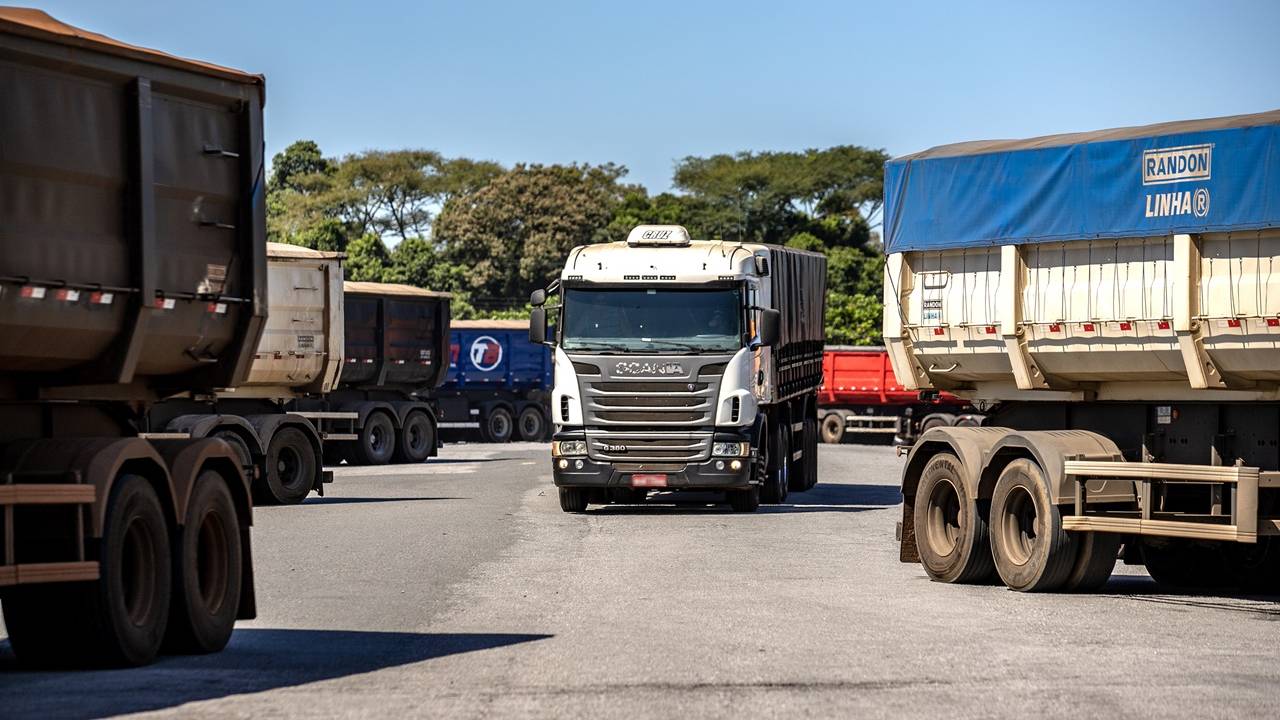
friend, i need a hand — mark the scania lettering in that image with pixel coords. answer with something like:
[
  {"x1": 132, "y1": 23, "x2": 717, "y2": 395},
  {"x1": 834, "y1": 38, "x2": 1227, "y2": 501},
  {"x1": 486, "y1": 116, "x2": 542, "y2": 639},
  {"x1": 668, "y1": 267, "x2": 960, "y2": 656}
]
[{"x1": 530, "y1": 225, "x2": 827, "y2": 513}]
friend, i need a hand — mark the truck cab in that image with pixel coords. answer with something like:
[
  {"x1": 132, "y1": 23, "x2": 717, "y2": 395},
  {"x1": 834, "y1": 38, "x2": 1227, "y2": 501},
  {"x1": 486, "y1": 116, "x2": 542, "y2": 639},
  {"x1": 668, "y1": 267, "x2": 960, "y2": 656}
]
[{"x1": 531, "y1": 225, "x2": 827, "y2": 513}]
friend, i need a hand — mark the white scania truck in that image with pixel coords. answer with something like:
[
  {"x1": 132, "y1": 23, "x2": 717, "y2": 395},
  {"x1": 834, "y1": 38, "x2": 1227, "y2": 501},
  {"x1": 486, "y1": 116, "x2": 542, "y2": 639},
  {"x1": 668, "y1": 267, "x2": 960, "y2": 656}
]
[
  {"x1": 530, "y1": 225, "x2": 826, "y2": 513},
  {"x1": 884, "y1": 110, "x2": 1280, "y2": 592}
]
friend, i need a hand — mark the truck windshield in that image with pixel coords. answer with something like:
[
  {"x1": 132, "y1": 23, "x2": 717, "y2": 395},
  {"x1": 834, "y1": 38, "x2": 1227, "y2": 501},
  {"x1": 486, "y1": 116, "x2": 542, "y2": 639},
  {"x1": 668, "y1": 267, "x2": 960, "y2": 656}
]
[{"x1": 561, "y1": 287, "x2": 743, "y2": 353}]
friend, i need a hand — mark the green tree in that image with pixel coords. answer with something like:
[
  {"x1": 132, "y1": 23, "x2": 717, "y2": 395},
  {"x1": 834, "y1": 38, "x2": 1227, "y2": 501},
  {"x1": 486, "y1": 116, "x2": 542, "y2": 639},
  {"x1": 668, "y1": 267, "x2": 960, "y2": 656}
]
[
  {"x1": 434, "y1": 163, "x2": 628, "y2": 301},
  {"x1": 672, "y1": 145, "x2": 888, "y2": 246},
  {"x1": 826, "y1": 293, "x2": 882, "y2": 346},
  {"x1": 344, "y1": 234, "x2": 393, "y2": 282}
]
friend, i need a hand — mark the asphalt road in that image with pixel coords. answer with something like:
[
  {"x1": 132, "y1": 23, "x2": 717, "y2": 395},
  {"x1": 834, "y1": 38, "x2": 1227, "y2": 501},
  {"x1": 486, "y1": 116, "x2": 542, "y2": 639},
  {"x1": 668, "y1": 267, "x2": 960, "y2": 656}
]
[{"x1": 2, "y1": 442, "x2": 1278, "y2": 718}]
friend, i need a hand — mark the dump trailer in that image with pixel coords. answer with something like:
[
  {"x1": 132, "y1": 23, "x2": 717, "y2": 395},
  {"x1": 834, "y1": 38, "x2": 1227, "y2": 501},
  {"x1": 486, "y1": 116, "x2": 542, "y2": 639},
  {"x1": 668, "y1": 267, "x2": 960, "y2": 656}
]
[
  {"x1": 530, "y1": 225, "x2": 827, "y2": 513},
  {"x1": 437, "y1": 319, "x2": 553, "y2": 442},
  {"x1": 884, "y1": 110, "x2": 1280, "y2": 592},
  {"x1": 818, "y1": 346, "x2": 977, "y2": 445},
  {"x1": 149, "y1": 242, "x2": 347, "y2": 505},
  {"x1": 0, "y1": 9, "x2": 265, "y2": 665},
  {"x1": 293, "y1": 282, "x2": 451, "y2": 465}
]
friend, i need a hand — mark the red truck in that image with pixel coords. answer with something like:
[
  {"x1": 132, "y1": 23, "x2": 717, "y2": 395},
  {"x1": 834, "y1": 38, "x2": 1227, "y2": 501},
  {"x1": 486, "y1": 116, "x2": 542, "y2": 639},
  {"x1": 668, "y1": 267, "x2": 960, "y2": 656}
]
[{"x1": 818, "y1": 346, "x2": 980, "y2": 445}]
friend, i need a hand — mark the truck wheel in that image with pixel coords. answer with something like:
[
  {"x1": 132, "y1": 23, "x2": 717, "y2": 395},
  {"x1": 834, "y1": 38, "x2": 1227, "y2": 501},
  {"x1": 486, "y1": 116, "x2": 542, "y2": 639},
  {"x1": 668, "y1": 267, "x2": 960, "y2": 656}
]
[
  {"x1": 395, "y1": 411, "x2": 435, "y2": 463},
  {"x1": 762, "y1": 419, "x2": 789, "y2": 504},
  {"x1": 357, "y1": 411, "x2": 396, "y2": 465},
  {"x1": 1141, "y1": 539, "x2": 1230, "y2": 589},
  {"x1": 1061, "y1": 531, "x2": 1121, "y2": 592},
  {"x1": 821, "y1": 413, "x2": 845, "y2": 444},
  {"x1": 729, "y1": 486, "x2": 761, "y2": 512},
  {"x1": 803, "y1": 416, "x2": 819, "y2": 490},
  {"x1": 989, "y1": 459, "x2": 1075, "y2": 592},
  {"x1": 913, "y1": 453, "x2": 994, "y2": 584},
  {"x1": 260, "y1": 427, "x2": 317, "y2": 505},
  {"x1": 1226, "y1": 537, "x2": 1280, "y2": 593},
  {"x1": 165, "y1": 471, "x2": 242, "y2": 654},
  {"x1": 559, "y1": 487, "x2": 588, "y2": 512},
  {"x1": 517, "y1": 406, "x2": 547, "y2": 442},
  {"x1": 5, "y1": 474, "x2": 173, "y2": 667},
  {"x1": 483, "y1": 407, "x2": 514, "y2": 443},
  {"x1": 920, "y1": 415, "x2": 953, "y2": 434},
  {"x1": 212, "y1": 429, "x2": 253, "y2": 479}
]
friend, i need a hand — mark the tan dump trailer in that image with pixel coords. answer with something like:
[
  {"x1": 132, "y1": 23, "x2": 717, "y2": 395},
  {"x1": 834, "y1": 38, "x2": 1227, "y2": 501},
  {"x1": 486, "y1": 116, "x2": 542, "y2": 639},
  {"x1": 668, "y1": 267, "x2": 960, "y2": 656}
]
[
  {"x1": 149, "y1": 242, "x2": 348, "y2": 506},
  {"x1": 0, "y1": 9, "x2": 267, "y2": 665},
  {"x1": 884, "y1": 111, "x2": 1280, "y2": 592}
]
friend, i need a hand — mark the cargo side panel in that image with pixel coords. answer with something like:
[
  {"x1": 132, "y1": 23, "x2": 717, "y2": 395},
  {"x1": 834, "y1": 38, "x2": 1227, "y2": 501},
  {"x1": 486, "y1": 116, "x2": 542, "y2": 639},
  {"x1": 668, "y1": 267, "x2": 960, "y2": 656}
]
[{"x1": 0, "y1": 32, "x2": 266, "y2": 399}]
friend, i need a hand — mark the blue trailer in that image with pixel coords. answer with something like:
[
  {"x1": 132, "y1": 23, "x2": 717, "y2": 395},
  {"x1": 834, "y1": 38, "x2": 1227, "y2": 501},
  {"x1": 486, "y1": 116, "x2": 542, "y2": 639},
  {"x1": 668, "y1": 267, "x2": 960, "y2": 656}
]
[{"x1": 435, "y1": 319, "x2": 554, "y2": 442}]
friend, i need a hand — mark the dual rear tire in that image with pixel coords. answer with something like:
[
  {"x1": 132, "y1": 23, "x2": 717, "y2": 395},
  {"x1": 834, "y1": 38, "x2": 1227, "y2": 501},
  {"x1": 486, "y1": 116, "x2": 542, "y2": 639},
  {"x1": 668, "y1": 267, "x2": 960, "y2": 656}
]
[
  {"x1": 3, "y1": 471, "x2": 242, "y2": 667},
  {"x1": 913, "y1": 454, "x2": 1119, "y2": 592}
]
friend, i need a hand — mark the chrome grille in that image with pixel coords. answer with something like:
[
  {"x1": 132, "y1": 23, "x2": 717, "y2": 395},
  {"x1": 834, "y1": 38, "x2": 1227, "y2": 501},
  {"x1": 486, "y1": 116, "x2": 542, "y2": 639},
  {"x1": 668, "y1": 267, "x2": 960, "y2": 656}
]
[
  {"x1": 583, "y1": 378, "x2": 718, "y2": 427},
  {"x1": 587, "y1": 433, "x2": 712, "y2": 462}
]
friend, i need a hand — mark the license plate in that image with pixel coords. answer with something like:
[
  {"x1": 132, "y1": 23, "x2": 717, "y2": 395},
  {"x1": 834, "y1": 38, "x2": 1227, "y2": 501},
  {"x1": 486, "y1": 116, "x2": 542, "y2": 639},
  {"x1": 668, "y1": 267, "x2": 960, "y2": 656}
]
[{"x1": 631, "y1": 473, "x2": 668, "y2": 488}]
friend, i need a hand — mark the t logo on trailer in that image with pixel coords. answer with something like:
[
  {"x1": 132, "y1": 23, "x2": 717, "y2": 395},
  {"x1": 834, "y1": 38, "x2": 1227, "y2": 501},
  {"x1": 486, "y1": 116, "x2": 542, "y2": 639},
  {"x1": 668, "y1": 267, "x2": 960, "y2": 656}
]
[{"x1": 469, "y1": 336, "x2": 504, "y2": 372}]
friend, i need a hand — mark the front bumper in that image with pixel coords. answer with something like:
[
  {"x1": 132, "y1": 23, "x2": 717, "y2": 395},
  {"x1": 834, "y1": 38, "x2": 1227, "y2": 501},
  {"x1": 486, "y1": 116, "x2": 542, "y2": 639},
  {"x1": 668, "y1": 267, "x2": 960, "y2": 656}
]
[{"x1": 551, "y1": 428, "x2": 756, "y2": 490}]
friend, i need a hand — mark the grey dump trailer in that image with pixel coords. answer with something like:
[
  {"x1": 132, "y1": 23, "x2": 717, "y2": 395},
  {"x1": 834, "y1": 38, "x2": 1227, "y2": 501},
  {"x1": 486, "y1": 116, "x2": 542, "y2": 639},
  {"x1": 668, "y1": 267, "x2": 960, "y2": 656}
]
[
  {"x1": 884, "y1": 110, "x2": 1280, "y2": 592},
  {"x1": 532, "y1": 225, "x2": 827, "y2": 513},
  {"x1": 293, "y1": 282, "x2": 451, "y2": 466},
  {"x1": 149, "y1": 242, "x2": 346, "y2": 506},
  {"x1": 0, "y1": 9, "x2": 265, "y2": 665}
]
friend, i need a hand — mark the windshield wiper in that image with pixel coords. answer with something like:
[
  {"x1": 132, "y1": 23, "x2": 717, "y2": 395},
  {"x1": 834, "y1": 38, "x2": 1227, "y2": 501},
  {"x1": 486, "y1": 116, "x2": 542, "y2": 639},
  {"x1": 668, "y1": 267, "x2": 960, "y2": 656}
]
[
  {"x1": 564, "y1": 341, "x2": 630, "y2": 354},
  {"x1": 640, "y1": 339, "x2": 723, "y2": 353}
]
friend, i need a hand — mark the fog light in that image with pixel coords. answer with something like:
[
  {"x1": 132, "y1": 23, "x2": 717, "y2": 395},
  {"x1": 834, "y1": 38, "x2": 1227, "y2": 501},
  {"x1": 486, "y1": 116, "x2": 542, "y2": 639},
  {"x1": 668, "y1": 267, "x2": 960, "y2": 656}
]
[
  {"x1": 715, "y1": 460, "x2": 725, "y2": 470},
  {"x1": 575, "y1": 459, "x2": 584, "y2": 469},
  {"x1": 730, "y1": 460, "x2": 742, "y2": 471},
  {"x1": 558, "y1": 459, "x2": 569, "y2": 469}
]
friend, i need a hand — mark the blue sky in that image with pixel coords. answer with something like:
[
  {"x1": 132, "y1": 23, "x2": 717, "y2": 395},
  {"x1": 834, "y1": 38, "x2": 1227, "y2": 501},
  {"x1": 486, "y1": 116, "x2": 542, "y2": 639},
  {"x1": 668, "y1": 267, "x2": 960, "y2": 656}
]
[{"x1": 33, "y1": 0, "x2": 1280, "y2": 193}]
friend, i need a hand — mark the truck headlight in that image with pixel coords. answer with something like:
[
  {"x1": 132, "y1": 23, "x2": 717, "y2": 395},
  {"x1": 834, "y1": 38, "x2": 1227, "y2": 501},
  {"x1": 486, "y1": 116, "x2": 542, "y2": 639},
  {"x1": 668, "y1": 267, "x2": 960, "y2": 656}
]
[
  {"x1": 712, "y1": 441, "x2": 750, "y2": 457},
  {"x1": 552, "y1": 440, "x2": 587, "y2": 457}
]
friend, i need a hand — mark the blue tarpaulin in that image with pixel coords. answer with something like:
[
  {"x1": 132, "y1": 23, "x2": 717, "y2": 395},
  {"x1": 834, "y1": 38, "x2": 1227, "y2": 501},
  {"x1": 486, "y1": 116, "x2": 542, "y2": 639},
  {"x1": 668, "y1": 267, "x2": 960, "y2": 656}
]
[{"x1": 883, "y1": 110, "x2": 1280, "y2": 254}]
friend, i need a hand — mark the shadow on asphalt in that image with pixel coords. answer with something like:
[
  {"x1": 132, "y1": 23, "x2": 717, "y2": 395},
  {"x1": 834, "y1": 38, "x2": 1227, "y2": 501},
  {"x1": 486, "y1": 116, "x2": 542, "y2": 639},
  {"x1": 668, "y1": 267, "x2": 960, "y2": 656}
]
[
  {"x1": 588, "y1": 482, "x2": 902, "y2": 515},
  {"x1": 301, "y1": 496, "x2": 461, "y2": 506},
  {"x1": 0, "y1": 629, "x2": 550, "y2": 719},
  {"x1": 1098, "y1": 574, "x2": 1280, "y2": 613}
]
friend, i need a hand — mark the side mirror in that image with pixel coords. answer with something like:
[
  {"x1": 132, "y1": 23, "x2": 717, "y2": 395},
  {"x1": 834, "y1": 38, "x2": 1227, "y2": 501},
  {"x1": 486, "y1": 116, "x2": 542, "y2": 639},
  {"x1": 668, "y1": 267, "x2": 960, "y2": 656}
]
[
  {"x1": 758, "y1": 308, "x2": 781, "y2": 347},
  {"x1": 529, "y1": 307, "x2": 547, "y2": 345},
  {"x1": 530, "y1": 288, "x2": 546, "y2": 307}
]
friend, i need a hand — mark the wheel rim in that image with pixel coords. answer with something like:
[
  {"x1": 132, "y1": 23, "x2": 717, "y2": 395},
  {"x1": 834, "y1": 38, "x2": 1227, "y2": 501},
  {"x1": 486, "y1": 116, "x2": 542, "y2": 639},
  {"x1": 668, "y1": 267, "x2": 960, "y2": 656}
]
[
  {"x1": 121, "y1": 515, "x2": 159, "y2": 628},
  {"x1": 520, "y1": 412, "x2": 541, "y2": 438},
  {"x1": 407, "y1": 420, "x2": 426, "y2": 451},
  {"x1": 196, "y1": 508, "x2": 230, "y2": 612},
  {"x1": 925, "y1": 478, "x2": 962, "y2": 556},
  {"x1": 370, "y1": 424, "x2": 387, "y2": 452},
  {"x1": 491, "y1": 413, "x2": 510, "y2": 439},
  {"x1": 277, "y1": 444, "x2": 305, "y2": 491},
  {"x1": 1000, "y1": 486, "x2": 1039, "y2": 566}
]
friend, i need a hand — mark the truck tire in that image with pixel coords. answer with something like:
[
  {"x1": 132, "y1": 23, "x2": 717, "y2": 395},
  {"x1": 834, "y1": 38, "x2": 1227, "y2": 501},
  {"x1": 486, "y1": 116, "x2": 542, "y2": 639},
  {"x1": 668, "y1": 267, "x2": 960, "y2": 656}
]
[
  {"x1": 1061, "y1": 531, "x2": 1121, "y2": 593},
  {"x1": 803, "y1": 416, "x2": 819, "y2": 490},
  {"x1": 559, "y1": 487, "x2": 588, "y2": 512},
  {"x1": 1226, "y1": 537, "x2": 1280, "y2": 593},
  {"x1": 762, "y1": 419, "x2": 789, "y2": 504},
  {"x1": 212, "y1": 429, "x2": 254, "y2": 479},
  {"x1": 821, "y1": 413, "x2": 845, "y2": 444},
  {"x1": 729, "y1": 486, "x2": 761, "y2": 512},
  {"x1": 920, "y1": 414, "x2": 954, "y2": 434},
  {"x1": 989, "y1": 459, "x2": 1075, "y2": 592},
  {"x1": 394, "y1": 411, "x2": 435, "y2": 464},
  {"x1": 1140, "y1": 539, "x2": 1230, "y2": 589},
  {"x1": 517, "y1": 406, "x2": 547, "y2": 442},
  {"x1": 259, "y1": 427, "x2": 317, "y2": 505},
  {"x1": 165, "y1": 471, "x2": 242, "y2": 654},
  {"x1": 482, "y1": 406, "x2": 514, "y2": 443},
  {"x1": 913, "y1": 453, "x2": 994, "y2": 584},
  {"x1": 356, "y1": 410, "x2": 396, "y2": 465},
  {"x1": 5, "y1": 474, "x2": 173, "y2": 667}
]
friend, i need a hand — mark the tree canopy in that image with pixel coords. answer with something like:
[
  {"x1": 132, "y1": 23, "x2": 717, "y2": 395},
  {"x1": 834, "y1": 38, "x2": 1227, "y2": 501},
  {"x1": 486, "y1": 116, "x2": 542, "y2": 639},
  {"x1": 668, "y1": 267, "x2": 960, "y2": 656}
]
[{"x1": 266, "y1": 139, "x2": 889, "y2": 344}]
